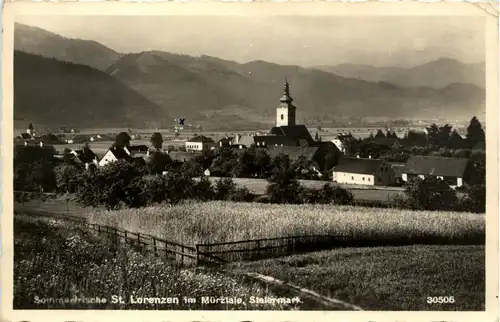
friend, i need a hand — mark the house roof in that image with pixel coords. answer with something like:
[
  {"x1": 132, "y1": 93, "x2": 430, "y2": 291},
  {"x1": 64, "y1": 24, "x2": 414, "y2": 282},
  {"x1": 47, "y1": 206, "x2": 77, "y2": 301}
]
[
  {"x1": 389, "y1": 162, "x2": 406, "y2": 177},
  {"x1": 269, "y1": 125, "x2": 314, "y2": 145},
  {"x1": 402, "y1": 156, "x2": 469, "y2": 177},
  {"x1": 265, "y1": 146, "x2": 319, "y2": 161},
  {"x1": 333, "y1": 157, "x2": 385, "y2": 175},
  {"x1": 236, "y1": 135, "x2": 255, "y2": 147},
  {"x1": 107, "y1": 146, "x2": 133, "y2": 161},
  {"x1": 20, "y1": 133, "x2": 32, "y2": 139},
  {"x1": 128, "y1": 145, "x2": 149, "y2": 153},
  {"x1": 254, "y1": 135, "x2": 297, "y2": 147},
  {"x1": 187, "y1": 135, "x2": 214, "y2": 143}
]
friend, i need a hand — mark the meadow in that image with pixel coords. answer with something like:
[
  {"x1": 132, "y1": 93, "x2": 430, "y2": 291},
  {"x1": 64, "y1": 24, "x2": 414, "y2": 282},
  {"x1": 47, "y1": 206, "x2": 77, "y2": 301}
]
[
  {"x1": 13, "y1": 214, "x2": 294, "y2": 310},
  {"x1": 228, "y1": 245, "x2": 485, "y2": 310},
  {"x1": 83, "y1": 201, "x2": 485, "y2": 246}
]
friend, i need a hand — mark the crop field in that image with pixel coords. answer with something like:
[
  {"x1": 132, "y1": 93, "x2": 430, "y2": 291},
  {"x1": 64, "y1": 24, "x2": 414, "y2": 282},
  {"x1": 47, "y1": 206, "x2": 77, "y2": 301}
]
[
  {"x1": 13, "y1": 214, "x2": 294, "y2": 310},
  {"x1": 80, "y1": 201, "x2": 485, "y2": 246},
  {"x1": 228, "y1": 245, "x2": 485, "y2": 310}
]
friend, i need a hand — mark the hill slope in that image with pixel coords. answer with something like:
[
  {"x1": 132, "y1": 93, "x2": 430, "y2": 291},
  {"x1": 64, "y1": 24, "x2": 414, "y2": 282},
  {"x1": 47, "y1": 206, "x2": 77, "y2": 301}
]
[
  {"x1": 14, "y1": 51, "x2": 165, "y2": 128},
  {"x1": 316, "y1": 58, "x2": 485, "y2": 89},
  {"x1": 14, "y1": 23, "x2": 121, "y2": 71},
  {"x1": 107, "y1": 52, "x2": 485, "y2": 124}
]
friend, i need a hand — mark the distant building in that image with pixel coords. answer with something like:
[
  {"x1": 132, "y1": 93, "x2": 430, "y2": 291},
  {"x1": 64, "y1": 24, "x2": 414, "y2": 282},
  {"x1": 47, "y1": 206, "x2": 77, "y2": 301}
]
[
  {"x1": 401, "y1": 156, "x2": 469, "y2": 188},
  {"x1": 332, "y1": 157, "x2": 394, "y2": 186},
  {"x1": 125, "y1": 145, "x2": 150, "y2": 158},
  {"x1": 186, "y1": 135, "x2": 215, "y2": 152},
  {"x1": 98, "y1": 146, "x2": 147, "y2": 167}
]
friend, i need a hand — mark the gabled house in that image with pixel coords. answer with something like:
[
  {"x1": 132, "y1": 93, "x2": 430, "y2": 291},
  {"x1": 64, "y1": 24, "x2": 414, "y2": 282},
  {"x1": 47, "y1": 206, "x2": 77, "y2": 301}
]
[
  {"x1": 98, "y1": 146, "x2": 147, "y2": 167},
  {"x1": 217, "y1": 136, "x2": 235, "y2": 148},
  {"x1": 401, "y1": 156, "x2": 469, "y2": 188},
  {"x1": 186, "y1": 135, "x2": 215, "y2": 152},
  {"x1": 332, "y1": 133, "x2": 355, "y2": 153},
  {"x1": 332, "y1": 157, "x2": 395, "y2": 186}
]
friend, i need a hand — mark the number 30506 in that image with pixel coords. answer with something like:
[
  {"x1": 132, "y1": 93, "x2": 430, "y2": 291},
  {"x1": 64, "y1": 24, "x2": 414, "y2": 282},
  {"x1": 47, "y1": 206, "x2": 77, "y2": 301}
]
[{"x1": 427, "y1": 296, "x2": 455, "y2": 304}]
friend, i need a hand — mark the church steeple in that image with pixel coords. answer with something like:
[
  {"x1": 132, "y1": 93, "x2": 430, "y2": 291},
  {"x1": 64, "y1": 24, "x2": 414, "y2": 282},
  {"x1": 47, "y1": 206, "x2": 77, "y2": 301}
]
[
  {"x1": 280, "y1": 78, "x2": 294, "y2": 104},
  {"x1": 276, "y1": 78, "x2": 296, "y2": 127}
]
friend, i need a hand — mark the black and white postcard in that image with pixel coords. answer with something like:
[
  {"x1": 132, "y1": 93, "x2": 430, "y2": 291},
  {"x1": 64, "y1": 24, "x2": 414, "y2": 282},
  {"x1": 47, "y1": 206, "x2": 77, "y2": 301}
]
[{"x1": 1, "y1": 2, "x2": 498, "y2": 321}]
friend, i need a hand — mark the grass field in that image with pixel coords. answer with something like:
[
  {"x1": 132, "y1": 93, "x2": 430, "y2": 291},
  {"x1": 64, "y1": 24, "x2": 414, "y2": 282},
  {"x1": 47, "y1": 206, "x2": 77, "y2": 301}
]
[
  {"x1": 205, "y1": 177, "x2": 404, "y2": 201},
  {"x1": 228, "y1": 245, "x2": 485, "y2": 310},
  {"x1": 13, "y1": 214, "x2": 295, "y2": 310},
  {"x1": 78, "y1": 201, "x2": 484, "y2": 246}
]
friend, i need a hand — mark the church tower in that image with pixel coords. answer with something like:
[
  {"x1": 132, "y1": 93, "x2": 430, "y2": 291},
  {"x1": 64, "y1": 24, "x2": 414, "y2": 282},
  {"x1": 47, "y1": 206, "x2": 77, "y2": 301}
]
[{"x1": 276, "y1": 79, "x2": 297, "y2": 127}]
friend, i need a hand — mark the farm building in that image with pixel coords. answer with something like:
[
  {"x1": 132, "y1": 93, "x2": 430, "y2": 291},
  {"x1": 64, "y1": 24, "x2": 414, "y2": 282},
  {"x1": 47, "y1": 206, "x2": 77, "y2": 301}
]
[
  {"x1": 332, "y1": 157, "x2": 395, "y2": 186},
  {"x1": 186, "y1": 135, "x2": 215, "y2": 152},
  {"x1": 401, "y1": 156, "x2": 469, "y2": 188}
]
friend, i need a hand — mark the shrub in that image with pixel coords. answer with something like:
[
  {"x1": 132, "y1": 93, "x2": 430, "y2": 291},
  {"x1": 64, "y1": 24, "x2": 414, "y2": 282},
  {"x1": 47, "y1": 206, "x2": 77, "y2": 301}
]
[
  {"x1": 192, "y1": 177, "x2": 215, "y2": 201},
  {"x1": 214, "y1": 178, "x2": 237, "y2": 200},
  {"x1": 230, "y1": 187, "x2": 255, "y2": 202},
  {"x1": 266, "y1": 167, "x2": 302, "y2": 204},
  {"x1": 403, "y1": 177, "x2": 458, "y2": 211}
]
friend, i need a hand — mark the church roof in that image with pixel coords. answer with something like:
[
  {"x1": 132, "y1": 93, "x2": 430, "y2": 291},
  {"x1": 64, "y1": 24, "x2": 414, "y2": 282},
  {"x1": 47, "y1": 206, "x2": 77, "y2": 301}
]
[
  {"x1": 269, "y1": 125, "x2": 314, "y2": 145},
  {"x1": 254, "y1": 135, "x2": 297, "y2": 147},
  {"x1": 266, "y1": 146, "x2": 319, "y2": 161}
]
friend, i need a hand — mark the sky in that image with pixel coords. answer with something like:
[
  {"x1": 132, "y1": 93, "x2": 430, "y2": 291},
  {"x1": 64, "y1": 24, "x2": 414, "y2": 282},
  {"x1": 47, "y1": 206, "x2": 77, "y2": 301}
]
[{"x1": 16, "y1": 15, "x2": 485, "y2": 68}]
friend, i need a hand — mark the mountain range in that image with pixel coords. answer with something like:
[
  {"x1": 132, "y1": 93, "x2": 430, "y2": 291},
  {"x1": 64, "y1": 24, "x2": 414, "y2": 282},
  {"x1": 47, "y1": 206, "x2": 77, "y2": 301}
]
[
  {"x1": 315, "y1": 59, "x2": 485, "y2": 89},
  {"x1": 14, "y1": 23, "x2": 486, "y2": 128}
]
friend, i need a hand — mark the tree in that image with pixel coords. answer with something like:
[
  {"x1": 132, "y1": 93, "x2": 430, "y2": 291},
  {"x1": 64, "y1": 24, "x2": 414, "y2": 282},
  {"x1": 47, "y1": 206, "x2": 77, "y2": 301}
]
[
  {"x1": 405, "y1": 130, "x2": 428, "y2": 147},
  {"x1": 403, "y1": 177, "x2": 458, "y2": 211},
  {"x1": 63, "y1": 148, "x2": 73, "y2": 164},
  {"x1": 232, "y1": 150, "x2": 257, "y2": 178},
  {"x1": 448, "y1": 130, "x2": 465, "y2": 150},
  {"x1": 147, "y1": 151, "x2": 172, "y2": 174},
  {"x1": 115, "y1": 132, "x2": 131, "y2": 148},
  {"x1": 437, "y1": 124, "x2": 453, "y2": 147},
  {"x1": 375, "y1": 130, "x2": 386, "y2": 138},
  {"x1": 266, "y1": 159, "x2": 302, "y2": 204},
  {"x1": 426, "y1": 124, "x2": 440, "y2": 146},
  {"x1": 150, "y1": 132, "x2": 163, "y2": 151},
  {"x1": 255, "y1": 149, "x2": 272, "y2": 178},
  {"x1": 54, "y1": 163, "x2": 79, "y2": 193},
  {"x1": 466, "y1": 116, "x2": 485, "y2": 149}
]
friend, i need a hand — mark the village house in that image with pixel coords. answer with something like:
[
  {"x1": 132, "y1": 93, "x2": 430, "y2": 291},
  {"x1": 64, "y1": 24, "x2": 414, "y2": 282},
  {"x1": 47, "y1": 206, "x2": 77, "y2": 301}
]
[
  {"x1": 332, "y1": 157, "x2": 395, "y2": 186},
  {"x1": 401, "y1": 155, "x2": 469, "y2": 188},
  {"x1": 186, "y1": 135, "x2": 215, "y2": 152},
  {"x1": 389, "y1": 162, "x2": 406, "y2": 186},
  {"x1": 332, "y1": 133, "x2": 355, "y2": 153},
  {"x1": 98, "y1": 146, "x2": 147, "y2": 167}
]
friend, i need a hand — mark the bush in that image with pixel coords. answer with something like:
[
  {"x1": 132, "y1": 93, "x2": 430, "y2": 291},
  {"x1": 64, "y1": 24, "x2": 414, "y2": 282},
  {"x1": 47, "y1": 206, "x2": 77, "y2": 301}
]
[
  {"x1": 266, "y1": 167, "x2": 302, "y2": 204},
  {"x1": 192, "y1": 177, "x2": 215, "y2": 201},
  {"x1": 229, "y1": 187, "x2": 255, "y2": 202},
  {"x1": 214, "y1": 178, "x2": 237, "y2": 200},
  {"x1": 403, "y1": 177, "x2": 458, "y2": 211},
  {"x1": 299, "y1": 184, "x2": 353, "y2": 205}
]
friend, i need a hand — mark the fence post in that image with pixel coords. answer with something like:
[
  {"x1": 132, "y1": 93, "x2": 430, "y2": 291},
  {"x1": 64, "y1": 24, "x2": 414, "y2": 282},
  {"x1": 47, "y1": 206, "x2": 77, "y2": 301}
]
[
  {"x1": 97, "y1": 225, "x2": 101, "y2": 235},
  {"x1": 165, "y1": 242, "x2": 168, "y2": 260},
  {"x1": 256, "y1": 240, "x2": 260, "y2": 258},
  {"x1": 124, "y1": 231, "x2": 127, "y2": 244},
  {"x1": 137, "y1": 233, "x2": 141, "y2": 246},
  {"x1": 196, "y1": 245, "x2": 200, "y2": 266},
  {"x1": 153, "y1": 238, "x2": 157, "y2": 257},
  {"x1": 114, "y1": 227, "x2": 118, "y2": 246},
  {"x1": 181, "y1": 245, "x2": 184, "y2": 267}
]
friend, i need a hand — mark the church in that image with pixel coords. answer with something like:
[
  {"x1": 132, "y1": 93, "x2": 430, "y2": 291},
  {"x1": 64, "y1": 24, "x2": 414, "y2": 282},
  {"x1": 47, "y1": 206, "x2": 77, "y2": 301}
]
[
  {"x1": 231, "y1": 79, "x2": 342, "y2": 171},
  {"x1": 234, "y1": 79, "x2": 315, "y2": 148}
]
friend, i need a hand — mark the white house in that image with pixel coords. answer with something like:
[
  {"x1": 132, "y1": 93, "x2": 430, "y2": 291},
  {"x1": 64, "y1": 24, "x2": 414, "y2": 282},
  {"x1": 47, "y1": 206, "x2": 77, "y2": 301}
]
[
  {"x1": 401, "y1": 156, "x2": 469, "y2": 188},
  {"x1": 185, "y1": 135, "x2": 215, "y2": 152},
  {"x1": 332, "y1": 157, "x2": 395, "y2": 186}
]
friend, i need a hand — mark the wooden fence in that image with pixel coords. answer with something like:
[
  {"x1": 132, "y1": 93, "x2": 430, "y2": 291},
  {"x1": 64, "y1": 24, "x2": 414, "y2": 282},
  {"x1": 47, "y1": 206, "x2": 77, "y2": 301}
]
[{"x1": 196, "y1": 235, "x2": 351, "y2": 264}]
